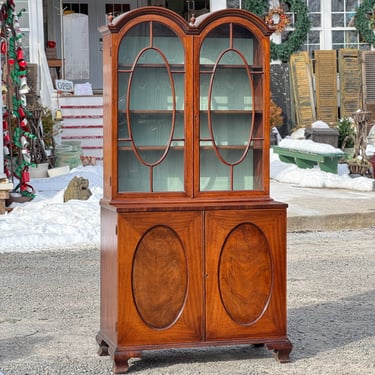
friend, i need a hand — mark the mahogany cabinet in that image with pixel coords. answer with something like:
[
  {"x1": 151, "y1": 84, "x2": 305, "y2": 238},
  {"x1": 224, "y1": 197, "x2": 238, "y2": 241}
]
[{"x1": 97, "y1": 7, "x2": 292, "y2": 373}]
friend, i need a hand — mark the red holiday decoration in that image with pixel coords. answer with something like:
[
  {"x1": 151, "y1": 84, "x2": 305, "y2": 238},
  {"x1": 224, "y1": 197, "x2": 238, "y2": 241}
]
[
  {"x1": 20, "y1": 118, "x2": 28, "y2": 130},
  {"x1": 1, "y1": 40, "x2": 7, "y2": 54},
  {"x1": 21, "y1": 167, "x2": 30, "y2": 183},
  {"x1": 18, "y1": 59, "x2": 27, "y2": 69},
  {"x1": 3, "y1": 131, "x2": 11, "y2": 144},
  {"x1": 16, "y1": 46, "x2": 23, "y2": 61},
  {"x1": 18, "y1": 106, "x2": 25, "y2": 119}
]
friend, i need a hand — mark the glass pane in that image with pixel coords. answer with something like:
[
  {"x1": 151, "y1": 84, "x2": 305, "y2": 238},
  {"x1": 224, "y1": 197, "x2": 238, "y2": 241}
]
[
  {"x1": 210, "y1": 67, "x2": 252, "y2": 111},
  {"x1": 346, "y1": 13, "x2": 355, "y2": 27},
  {"x1": 332, "y1": 31, "x2": 344, "y2": 43},
  {"x1": 346, "y1": 30, "x2": 359, "y2": 48},
  {"x1": 227, "y1": 0, "x2": 240, "y2": 8},
  {"x1": 332, "y1": 0, "x2": 344, "y2": 12},
  {"x1": 130, "y1": 64, "x2": 171, "y2": 111},
  {"x1": 346, "y1": 0, "x2": 358, "y2": 11},
  {"x1": 200, "y1": 150, "x2": 254, "y2": 191},
  {"x1": 153, "y1": 23, "x2": 184, "y2": 64},
  {"x1": 199, "y1": 23, "x2": 260, "y2": 192},
  {"x1": 308, "y1": 30, "x2": 320, "y2": 44},
  {"x1": 153, "y1": 150, "x2": 184, "y2": 191},
  {"x1": 118, "y1": 151, "x2": 149, "y2": 192},
  {"x1": 308, "y1": 0, "x2": 320, "y2": 12},
  {"x1": 200, "y1": 24, "x2": 230, "y2": 65},
  {"x1": 359, "y1": 44, "x2": 371, "y2": 51},
  {"x1": 310, "y1": 14, "x2": 321, "y2": 28},
  {"x1": 119, "y1": 22, "x2": 150, "y2": 66},
  {"x1": 332, "y1": 13, "x2": 345, "y2": 27},
  {"x1": 117, "y1": 21, "x2": 185, "y2": 193}
]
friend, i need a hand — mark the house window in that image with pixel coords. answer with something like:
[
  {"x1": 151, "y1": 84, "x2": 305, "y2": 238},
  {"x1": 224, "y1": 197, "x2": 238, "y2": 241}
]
[
  {"x1": 105, "y1": 4, "x2": 131, "y2": 18},
  {"x1": 331, "y1": 0, "x2": 370, "y2": 50},
  {"x1": 304, "y1": 0, "x2": 322, "y2": 54},
  {"x1": 235, "y1": 0, "x2": 372, "y2": 55},
  {"x1": 62, "y1": 3, "x2": 89, "y2": 15}
]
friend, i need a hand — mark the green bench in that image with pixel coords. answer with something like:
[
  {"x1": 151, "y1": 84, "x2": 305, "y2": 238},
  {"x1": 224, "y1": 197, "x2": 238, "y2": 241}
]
[{"x1": 273, "y1": 146, "x2": 344, "y2": 174}]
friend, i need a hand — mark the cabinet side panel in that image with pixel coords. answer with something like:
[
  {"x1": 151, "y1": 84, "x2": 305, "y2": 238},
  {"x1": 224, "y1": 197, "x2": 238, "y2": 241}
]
[
  {"x1": 102, "y1": 32, "x2": 115, "y2": 200},
  {"x1": 99, "y1": 207, "x2": 118, "y2": 344}
]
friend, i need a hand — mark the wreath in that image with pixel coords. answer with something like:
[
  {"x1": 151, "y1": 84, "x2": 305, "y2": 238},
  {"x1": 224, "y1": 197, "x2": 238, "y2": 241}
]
[
  {"x1": 354, "y1": 0, "x2": 375, "y2": 47},
  {"x1": 265, "y1": 7, "x2": 290, "y2": 33},
  {"x1": 243, "y1": 0, "x2": 311, "y2": 62}
]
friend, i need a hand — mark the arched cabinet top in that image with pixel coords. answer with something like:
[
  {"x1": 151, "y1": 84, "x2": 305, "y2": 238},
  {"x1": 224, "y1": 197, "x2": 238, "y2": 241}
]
[
  {"x1": 191, "y1": 9, "x2": 273, "y2": 37},
  {"x1": 100, "y1": 6, "x2": 273, "y2": 38}
]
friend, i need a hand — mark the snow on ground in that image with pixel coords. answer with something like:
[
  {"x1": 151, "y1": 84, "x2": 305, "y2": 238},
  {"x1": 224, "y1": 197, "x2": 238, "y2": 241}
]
[
  {"x1": 0, "y1": 144, "x2": 374, "y2": 253},
  {"x1": 0, "y1": 166, "x2": 102, "y2": 253},
  {"x1": 270, "y1": 147, "x2": 374, "y2": 191}
]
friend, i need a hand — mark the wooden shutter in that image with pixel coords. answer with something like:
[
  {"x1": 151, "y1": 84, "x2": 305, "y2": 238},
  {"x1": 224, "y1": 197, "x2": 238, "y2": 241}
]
[
  {"x1": 362, "y1": 51, "x2": 375, "y2": 120},
  {"x1": 289, "y1": 52, "x2": 316, "y2": 128},
  {"x1": 338, "y1": 49, "x2": 362, "y2": 118},
  {"x1": 314, "y1": 50, "x2": 338, "y2": 124}
]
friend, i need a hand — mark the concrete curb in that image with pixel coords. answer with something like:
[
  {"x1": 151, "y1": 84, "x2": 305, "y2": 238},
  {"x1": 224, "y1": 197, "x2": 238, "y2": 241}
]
[{"x1": 288, "y1": 211, "x2": 375, "y2": 232}]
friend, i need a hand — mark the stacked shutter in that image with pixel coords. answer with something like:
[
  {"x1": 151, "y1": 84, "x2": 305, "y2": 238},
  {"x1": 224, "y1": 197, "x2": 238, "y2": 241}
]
[
  {"x1": 289, "y1": 52, "x2": 316, "y2": 128},
  {"x1": 338, "y1": 49, "x2": 362, "y2": 118},
  {"x1": 362, "y1": 51, "x2": 375, "y2": 120},
  {"x1": 314, "y1": 50, "x2": 338, "y2": 124}
]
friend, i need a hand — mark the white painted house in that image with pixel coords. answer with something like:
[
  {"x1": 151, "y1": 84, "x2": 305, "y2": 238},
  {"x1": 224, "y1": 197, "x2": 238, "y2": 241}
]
[{"x1": 1, "y1": 0, "x2": 374, "y2": 169}]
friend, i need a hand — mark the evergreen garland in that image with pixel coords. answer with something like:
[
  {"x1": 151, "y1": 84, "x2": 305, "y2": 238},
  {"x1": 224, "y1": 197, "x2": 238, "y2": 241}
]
[
  {"x1": 354, "y1": 0, "x2": 375, "y2": 47},
  {"x1": 243, "y1": 0, "x2": 311, "y2": 62},
  {"x1": 242, "y1": 0, "x2": 269, "y2": 17}
]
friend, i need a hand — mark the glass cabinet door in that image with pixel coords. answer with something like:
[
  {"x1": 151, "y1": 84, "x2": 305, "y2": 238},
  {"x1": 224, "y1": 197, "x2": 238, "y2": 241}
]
[
  {"x1": 117, "y1": 21, "x2": 185, "y2": 192},
  {"x1": 199, "y1": 23, "x2": 264, "y2": 192}
]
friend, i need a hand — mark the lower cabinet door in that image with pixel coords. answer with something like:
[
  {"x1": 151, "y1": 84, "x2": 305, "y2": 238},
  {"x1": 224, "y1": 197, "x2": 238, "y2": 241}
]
[
  {"x1": 117, "y1": 211, "x2": 203, "y2": 346},
  {"x1": 205, "y1": 209, "x2": 287, "y2": 341}
]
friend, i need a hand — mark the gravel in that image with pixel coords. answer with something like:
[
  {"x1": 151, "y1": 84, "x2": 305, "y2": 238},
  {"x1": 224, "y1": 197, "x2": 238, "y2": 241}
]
[{"x1": 1, "y1": 228, "x2": 374, "y2": 375}]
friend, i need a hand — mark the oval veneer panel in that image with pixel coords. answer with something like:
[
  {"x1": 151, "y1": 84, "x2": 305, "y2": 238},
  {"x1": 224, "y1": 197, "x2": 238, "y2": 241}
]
[
  {"x1": 218, "y1": 223, "x2": 273, "y2": 325},
  {"x1": 132, "y1": 225, "x2": 188, "y2": 329}
]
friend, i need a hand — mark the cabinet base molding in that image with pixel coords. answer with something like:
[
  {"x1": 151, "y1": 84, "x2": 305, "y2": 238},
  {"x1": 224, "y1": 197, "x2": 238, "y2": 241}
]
[{"x1": 96, "y1": 332, "x2": 292, "y2": 374}]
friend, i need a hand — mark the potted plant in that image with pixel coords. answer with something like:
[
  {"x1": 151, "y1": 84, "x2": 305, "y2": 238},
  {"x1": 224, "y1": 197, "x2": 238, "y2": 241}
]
[
  {"x1": 337, "y1": 117, "x2": 355, "y2": 157},
  {"x1": 26, "y1": 105, "x2": 61, "y2": 178}
]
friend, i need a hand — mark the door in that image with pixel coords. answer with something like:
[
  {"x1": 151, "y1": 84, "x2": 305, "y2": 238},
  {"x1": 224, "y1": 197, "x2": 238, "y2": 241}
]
[
  {"x1": 117, "y1": 211, "x2": 203, "y2": 346},
  {"x1": 205, "y1": 209, "x2": 287, "y2": 340},
  {"x1": 61, "y1": 1, "x2": 141, "y2": 90},
  {"x1": 94, "y1": 1, "x2": 141, "y2": 90}
]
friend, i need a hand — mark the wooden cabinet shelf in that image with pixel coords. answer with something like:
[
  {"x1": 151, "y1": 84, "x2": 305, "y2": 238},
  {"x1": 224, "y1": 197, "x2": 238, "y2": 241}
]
[{"x1": 98, "y1": 7, "x2": 292, "y2": 373}]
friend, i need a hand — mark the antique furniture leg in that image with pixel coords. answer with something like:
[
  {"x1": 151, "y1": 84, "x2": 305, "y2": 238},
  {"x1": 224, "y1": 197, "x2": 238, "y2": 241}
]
[
  {"x1": 266, "y1": 339, "x2": 293, "y2": 363},
  {"x1": 96, "y1": 334, "x2": 109, "y2": 356},
  {"x1": 112, "y1": 351, "x2": 142, "y2": 374}
]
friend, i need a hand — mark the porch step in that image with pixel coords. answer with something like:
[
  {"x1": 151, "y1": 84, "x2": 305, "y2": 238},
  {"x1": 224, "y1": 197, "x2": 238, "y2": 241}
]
[{"x1": 56, "y1": 95, "x2": 103, "y2": 164}]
